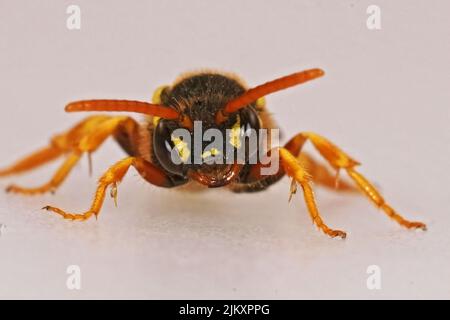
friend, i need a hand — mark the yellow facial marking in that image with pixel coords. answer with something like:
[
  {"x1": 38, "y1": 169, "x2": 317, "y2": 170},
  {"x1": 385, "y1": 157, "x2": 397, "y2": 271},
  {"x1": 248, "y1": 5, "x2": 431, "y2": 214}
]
[
  {"x1": 152, "y1": 85, "x2": 169, "y2": 127},
  {"x1": 256, "y1": 97, "x2": 266, "y2": 107},
  {"x1": 229, "y1": 115, "x2": 242, "y2": 149},
  {"x1": 202, "y1": 148, "x2": 221, "y2": 159},
  {"x1": 152, "y1": 116, "x2": 161, "y2": 127},
  {"x1": 171, "y1": 135, "x2": 190, "y2": 163}
]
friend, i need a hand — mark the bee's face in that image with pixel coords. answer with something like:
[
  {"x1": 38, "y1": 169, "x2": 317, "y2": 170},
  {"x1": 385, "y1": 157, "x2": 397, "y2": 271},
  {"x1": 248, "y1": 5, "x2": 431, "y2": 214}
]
[{"x1": 153, "y1": 106, "x2": 261, "y2": 187}]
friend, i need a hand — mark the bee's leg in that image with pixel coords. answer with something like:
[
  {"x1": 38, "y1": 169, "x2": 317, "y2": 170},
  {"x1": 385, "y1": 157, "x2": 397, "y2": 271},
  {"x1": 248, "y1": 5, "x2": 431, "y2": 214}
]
[
  {"x1": 6, "y1": 152, "x2": 82, "y2": 195},
  {"x1": 0, "y1": 145, "x2": 64, "y2": 177},
  {"x1": 231, "y1": 148, "x2": 346, "y2": 237},
  {"x1": 112, "y1": 116, "x2": 142, "y2": 157},
  {"x1": 0, "y1": 116, "x2": 110, "y2": 178},
  {"x1": 5, "y1": 116, "x2": 135, "y2": 195},
  {"x1": 43, "y1": 157, "x2": 174, "y2": 221},
  {"x1": 278, "y1": 147, "x2": 347, "y2": 238},
  {"x1": 298, "y1": 152, "x2": 357, "y2": 192},
  {"x1": 230, "y1": 154, "x2": 355, "y2": 194},
  {"x1": 285, "y1": 132, "x2": 426, "y2": 230}
]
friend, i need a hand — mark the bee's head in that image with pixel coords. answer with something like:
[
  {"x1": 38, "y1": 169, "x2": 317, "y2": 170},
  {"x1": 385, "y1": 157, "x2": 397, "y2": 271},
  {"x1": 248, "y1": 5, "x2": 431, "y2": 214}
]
[
  {"x1": 152, "y1": 104, "x2": 261, "y2": 187},
  {"x1": 150, "y1": 74, "x2": 262, "y2": 187}
]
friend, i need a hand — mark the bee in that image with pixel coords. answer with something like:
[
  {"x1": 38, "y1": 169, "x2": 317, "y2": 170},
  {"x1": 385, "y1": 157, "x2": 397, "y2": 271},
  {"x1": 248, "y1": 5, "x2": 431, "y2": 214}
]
[{"x1": 0, "y1": 68, "x2": 426, "y2": 238}]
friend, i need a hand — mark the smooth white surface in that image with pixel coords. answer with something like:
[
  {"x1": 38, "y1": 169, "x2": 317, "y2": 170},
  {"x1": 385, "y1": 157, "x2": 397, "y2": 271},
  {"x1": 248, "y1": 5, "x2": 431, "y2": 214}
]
[{"x1": 0, "y1": 0, "x2": 449, "y2": 299}]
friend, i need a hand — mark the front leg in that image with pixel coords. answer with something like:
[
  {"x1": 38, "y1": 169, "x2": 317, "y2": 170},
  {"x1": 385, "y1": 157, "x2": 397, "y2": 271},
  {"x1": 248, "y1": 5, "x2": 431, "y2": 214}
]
[
  {"x1": 43, "y1": 157, "x2": 176, "y2": 221},
  {"x1": 279, "y1": 147, "x2": 347, "y2": 238}
]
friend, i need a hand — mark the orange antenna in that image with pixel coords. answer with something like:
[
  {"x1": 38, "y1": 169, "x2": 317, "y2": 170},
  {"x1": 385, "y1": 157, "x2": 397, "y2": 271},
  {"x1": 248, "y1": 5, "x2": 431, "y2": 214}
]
[
  {"x1": 66, "y1": 100, "x2": 180, "y2": 119},
  {"x1": 216, "y1": 68, "x2": 325, "y2": 124},
  {"x1": 65, "y1": 99, "x2": 194, "y2": 129}
]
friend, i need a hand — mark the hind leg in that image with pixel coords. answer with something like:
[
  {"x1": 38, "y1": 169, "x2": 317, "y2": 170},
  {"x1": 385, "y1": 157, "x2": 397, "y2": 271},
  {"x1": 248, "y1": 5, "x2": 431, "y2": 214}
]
[{"x1": 3, "y1": 116, "x2": 139, "y2": 195}]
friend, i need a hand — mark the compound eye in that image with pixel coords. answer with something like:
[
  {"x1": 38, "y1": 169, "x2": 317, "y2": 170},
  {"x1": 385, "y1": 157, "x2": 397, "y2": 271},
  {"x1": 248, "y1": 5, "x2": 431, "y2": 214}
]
[
  {"x1": 153, "y1": 119, "x2": 190, "y2": 176},
  {"x1": 226, "y1": 107, "x2": 261, "y2": 162},
  {"x1": 228, "y1": 107, "x2": 261, "y2": 148},
  {"x1": 240, "y1": 106, "x2": 261, "y2": 132}
]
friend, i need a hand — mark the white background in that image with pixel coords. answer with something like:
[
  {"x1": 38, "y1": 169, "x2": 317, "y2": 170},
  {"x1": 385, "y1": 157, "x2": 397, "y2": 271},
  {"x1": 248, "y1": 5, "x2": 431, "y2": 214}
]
[{"x1": 0, "y1": 0, "x2": 449, "y2": 299}]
